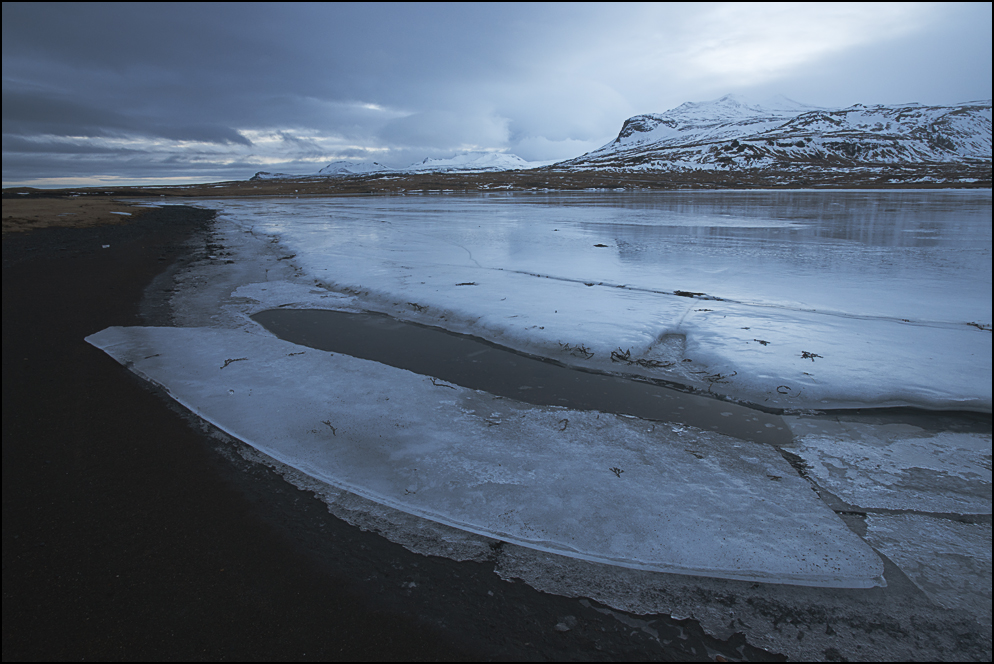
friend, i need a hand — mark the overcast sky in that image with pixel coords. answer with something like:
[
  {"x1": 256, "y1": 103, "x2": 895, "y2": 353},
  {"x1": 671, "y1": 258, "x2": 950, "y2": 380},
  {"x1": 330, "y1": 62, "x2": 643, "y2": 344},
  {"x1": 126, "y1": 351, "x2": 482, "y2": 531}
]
[{"x1": 3, "y1": 2, "x2": 991, "y2": 187}]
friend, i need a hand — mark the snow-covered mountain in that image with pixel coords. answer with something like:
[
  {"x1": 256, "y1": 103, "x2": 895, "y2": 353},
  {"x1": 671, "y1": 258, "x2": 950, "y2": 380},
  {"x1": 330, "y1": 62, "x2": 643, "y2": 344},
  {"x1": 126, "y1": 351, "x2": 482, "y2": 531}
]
[
  {"x1": 555, "y1": 94, "x2": 992, "y2": 172},
  {"x1": 251, "y1": 161, "x2": 387, "y2": 180},
  {"x1": 404, "y1": 151, "x2": 550, "y2": 172},
  {"x1": 251, "y1": 153, "x2": 545, "y2": 181},
  {"x1": 249, "y1": 171, "x2": 298, "y2": 180},
  {"x1": 317, "y1": 160, "x2": 389, "y2": 176}
]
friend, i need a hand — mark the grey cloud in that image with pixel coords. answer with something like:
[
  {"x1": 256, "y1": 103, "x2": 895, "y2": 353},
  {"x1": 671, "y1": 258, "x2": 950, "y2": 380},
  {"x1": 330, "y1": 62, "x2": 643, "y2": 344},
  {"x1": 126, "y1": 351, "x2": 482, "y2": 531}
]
[
  {"x1": 379, "y1": 111, "x2": 510, "y2": 150},
  {"x1": 2, "y1": 89, "x2": 131, "y2": 138},
  {"x1": 2, "y1": 148, "x2": 268, "y2": 182},
  {"x1": 1, "y1": 135, "x2": 138, "y2": 155},
  {"x1": 273, "y1": 131, "x2": 326, "y2": 153},
  {"x1": 736, "y1": 4, "x2": 993, "y2": 108},
  {"x1": 3, "y1": 88, "x2": 251, "y2": 146},
  {"x1": 145, "y1": 123, "x2": 251, "y2": 146},
  {"x1": 508, "y1": 136, "x2": 609, "y2": 163}
]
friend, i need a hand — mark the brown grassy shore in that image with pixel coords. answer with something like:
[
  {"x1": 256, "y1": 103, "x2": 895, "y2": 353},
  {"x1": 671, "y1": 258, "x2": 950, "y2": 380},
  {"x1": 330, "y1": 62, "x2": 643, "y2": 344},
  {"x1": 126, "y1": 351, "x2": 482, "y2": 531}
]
[
  {"x1": 2, "y1": 193, "x2": 778, "y2": 661},
  {"x1": 3, "y1": 160, "x2": 990, "y2": 204},
  {"x1": 2, "y1": 197, "x2": 150, "y2": 235}
]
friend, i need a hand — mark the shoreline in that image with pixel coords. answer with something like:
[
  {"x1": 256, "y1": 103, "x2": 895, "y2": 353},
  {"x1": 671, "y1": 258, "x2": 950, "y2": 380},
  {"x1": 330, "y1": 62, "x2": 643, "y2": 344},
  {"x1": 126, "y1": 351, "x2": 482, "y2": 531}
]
[{"x1": 3, "y1": 161, "x2": 991, "y2": 199}]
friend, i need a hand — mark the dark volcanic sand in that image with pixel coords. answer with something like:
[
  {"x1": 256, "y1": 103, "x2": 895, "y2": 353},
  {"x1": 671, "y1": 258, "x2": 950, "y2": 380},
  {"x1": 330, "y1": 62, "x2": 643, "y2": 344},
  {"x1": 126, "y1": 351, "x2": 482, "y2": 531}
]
[{"x1": 2, "y1": 205, "x2": 778, "y2": 661}]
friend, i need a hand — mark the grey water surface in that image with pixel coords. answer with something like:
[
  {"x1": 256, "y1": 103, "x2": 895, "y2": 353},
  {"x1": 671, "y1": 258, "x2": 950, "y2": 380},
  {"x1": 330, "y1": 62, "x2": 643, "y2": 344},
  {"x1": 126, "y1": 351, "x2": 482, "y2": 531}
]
[{"x1": 252, "y1": 308, "x2": 792, "y2": 445}]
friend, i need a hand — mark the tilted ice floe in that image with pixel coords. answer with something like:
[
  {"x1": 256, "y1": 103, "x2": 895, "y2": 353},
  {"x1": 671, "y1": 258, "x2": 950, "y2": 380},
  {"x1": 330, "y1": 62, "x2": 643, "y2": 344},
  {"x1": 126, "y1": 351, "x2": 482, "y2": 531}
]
[{"x1": 87, "y1": 324, "x2": 885, "y2": 587}]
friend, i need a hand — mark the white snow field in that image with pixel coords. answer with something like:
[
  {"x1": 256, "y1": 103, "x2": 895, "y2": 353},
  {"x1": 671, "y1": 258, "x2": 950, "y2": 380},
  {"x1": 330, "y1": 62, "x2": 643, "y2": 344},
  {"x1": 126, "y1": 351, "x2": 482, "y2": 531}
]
[{"x1": 87, "y1": 190, "x2": 991, "y2": 647}]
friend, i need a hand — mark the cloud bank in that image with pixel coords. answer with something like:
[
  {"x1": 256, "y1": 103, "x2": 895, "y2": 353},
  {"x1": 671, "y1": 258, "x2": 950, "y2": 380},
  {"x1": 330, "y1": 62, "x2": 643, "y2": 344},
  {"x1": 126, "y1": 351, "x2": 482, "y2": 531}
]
[{"x1": 3, "y1": 2, "x2": 990, "y2": 186}]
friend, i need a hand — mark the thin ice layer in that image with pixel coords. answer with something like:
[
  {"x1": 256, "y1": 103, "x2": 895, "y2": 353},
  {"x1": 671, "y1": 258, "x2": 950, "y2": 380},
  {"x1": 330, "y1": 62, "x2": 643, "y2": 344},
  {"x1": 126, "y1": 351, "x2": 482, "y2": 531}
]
[{"x1": 86, "y1": 325, "x2": 883, "y2": 587}]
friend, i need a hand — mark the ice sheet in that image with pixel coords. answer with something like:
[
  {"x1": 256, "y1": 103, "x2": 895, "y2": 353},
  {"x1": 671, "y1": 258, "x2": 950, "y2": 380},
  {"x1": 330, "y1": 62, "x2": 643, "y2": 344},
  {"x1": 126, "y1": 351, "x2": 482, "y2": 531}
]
[
  {"x1": 86, "y1": 325, "x2": 884, "y2": 587},
  {"x1": 180, "y1": 190, "x2": 991, "y2": 411}
]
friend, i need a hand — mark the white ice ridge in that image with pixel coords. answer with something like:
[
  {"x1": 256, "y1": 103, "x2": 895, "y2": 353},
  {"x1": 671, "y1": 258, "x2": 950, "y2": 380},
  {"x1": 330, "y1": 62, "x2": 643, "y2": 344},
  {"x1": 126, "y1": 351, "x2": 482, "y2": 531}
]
[{"x1": 86, "y1": 325, "x2": 884, "y2": 588}]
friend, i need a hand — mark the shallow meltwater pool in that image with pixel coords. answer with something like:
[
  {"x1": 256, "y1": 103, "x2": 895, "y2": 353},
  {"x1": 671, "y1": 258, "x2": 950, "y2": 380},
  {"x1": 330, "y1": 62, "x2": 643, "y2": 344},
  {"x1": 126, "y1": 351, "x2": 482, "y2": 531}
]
[{"x1": 252, "y1": 308, "x2": 792, "y2": 445}]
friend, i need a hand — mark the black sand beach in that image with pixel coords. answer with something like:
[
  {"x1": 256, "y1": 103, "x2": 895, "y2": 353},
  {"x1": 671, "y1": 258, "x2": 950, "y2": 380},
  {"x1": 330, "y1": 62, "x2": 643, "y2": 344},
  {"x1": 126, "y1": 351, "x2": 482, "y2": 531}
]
[{"x1": 3, "y1": 203, "x2": 771, "y2": 661}]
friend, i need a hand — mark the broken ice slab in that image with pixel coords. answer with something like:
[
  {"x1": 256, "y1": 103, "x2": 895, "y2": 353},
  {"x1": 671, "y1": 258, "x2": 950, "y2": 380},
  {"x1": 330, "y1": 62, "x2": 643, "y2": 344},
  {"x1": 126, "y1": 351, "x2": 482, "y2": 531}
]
[
  {"x1": 865, "y1": 514, "x2": 992, "y2": 624},
  {"x1": 87, "y1": 325, "x2": 884, "y2": 587},
  {"x1": 785, "y1": 416, "x2": 992, "y2": 514}
]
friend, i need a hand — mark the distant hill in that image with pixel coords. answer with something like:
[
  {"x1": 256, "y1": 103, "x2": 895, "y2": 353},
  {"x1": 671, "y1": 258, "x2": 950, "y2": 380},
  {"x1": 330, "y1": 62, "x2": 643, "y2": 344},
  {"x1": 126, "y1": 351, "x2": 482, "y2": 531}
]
[{"x1": 554, "y1": 94, "x2": 992, "y2": 173}]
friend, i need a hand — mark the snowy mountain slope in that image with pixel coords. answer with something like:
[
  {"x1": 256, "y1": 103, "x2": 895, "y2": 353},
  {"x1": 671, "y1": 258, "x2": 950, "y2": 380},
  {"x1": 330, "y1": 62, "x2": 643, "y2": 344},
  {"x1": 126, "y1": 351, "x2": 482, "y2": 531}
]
[{"x1": 556, "y1": 95, "x2": 992, "y2": 172}]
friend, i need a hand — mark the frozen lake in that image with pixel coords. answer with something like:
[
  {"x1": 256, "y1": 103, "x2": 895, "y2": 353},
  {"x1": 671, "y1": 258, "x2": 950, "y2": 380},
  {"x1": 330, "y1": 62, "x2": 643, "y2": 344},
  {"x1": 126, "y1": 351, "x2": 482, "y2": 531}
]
[
  {"x1": 88, "y1": 190, "x2": 991, "y2": 636},
  {"x1": 207, "y1": 189, "x2": 992, "y2": 412}
]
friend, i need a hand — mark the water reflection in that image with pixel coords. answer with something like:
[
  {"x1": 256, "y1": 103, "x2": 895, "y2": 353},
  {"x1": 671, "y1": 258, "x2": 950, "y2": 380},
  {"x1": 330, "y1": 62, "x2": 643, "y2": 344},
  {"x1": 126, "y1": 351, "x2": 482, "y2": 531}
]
[
  {"x1": 554, "y1": 191, "x2": 991, "y2": 249},
  {"x1": 197, "y1": 190, "x2": 991, "y2": 322}
]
